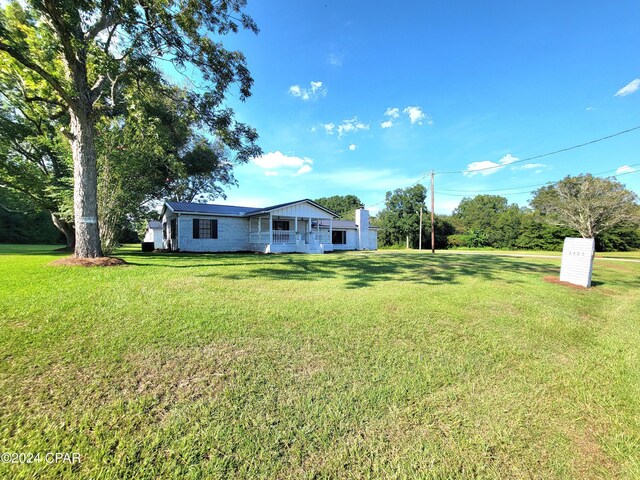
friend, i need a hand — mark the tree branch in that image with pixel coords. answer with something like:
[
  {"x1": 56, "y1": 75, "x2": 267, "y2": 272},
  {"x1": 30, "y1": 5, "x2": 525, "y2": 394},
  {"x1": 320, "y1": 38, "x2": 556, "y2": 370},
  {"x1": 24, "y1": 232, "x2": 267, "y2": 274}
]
[
  {"x1": 0, "y1": 41, "x2": 73, "y2": 107},
  {"x1": 85, "y1": 1, "x2": 117, "y2": 41}
]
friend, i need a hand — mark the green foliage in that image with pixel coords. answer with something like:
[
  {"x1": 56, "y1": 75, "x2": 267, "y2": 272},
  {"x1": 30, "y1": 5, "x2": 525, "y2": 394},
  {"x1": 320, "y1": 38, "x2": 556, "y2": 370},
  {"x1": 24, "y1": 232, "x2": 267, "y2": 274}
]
[
  {"x1": 378, "y1": 185, "x2": 427, "y2": 247},
  {"x1": 515, "y1": 212, "x2": 577, "y2": 251},
  {"x1": 313, "y1": 195, "x2": 363, "y2": 220},
  {"x1": 597, "y1": 225, "x2": 640, "y2": 252},
  {"x1": 0, "y1": 189, "x2": 63, "y2": 244},
  {"x1": 1, "y1": 0, "x2": 262, "y2": 255},
  {"x1": 531, "y1": 174, "x2": 640, "y2": 238},
  {"x1": 453, "y1": 195, "x2": 524, "y2": 248}
]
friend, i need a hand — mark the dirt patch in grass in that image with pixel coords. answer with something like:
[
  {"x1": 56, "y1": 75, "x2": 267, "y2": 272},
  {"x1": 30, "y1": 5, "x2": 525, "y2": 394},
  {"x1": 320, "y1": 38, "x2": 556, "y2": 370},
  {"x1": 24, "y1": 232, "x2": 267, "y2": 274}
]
[
  {"x1": 49, "y1": 256, "x2": 127, "y2": 267},
  {"x1": 543, "y1": 276, "x2": 589, "y2": 290},
  {"x1": 569, "y1": 427, "x2": 617, "y2": 478}
]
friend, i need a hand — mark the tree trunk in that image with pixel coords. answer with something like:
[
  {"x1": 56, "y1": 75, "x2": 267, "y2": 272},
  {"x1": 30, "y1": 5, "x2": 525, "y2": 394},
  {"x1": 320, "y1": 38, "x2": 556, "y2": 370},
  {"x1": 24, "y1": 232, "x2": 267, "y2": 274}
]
[
  {"x1": 70, "y1": 104, "x2": 103, "y2": 258},
  {"x1": 51, "y1": 212, "x2": 75, "y2": 250}
]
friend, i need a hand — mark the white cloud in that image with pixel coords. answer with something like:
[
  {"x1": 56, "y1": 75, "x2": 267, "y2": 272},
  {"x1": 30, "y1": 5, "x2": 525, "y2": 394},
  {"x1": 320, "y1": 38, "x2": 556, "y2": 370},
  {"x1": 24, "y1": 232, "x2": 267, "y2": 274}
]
[
  {"x1": 464, "y1": 154, "x2": 519, "y2": 176},
  {"x1": 384, "y1": 107, "x2": 400, "y2": 119},
  {"x1": 289, "y1": 81, "x2": 327, "y2": 101},
  {"x1": 327, "y1": 53, "x2": 343, "y2": 67},
  {"x1": 348, "y1": 144, "x2": 356, "y2": 151},
  {"x1": 615, "y1": 78, "x2": 640, "y2": 97},
  {"x1": 404, "y1": 106, "x2": 432, "y2": 125},
  {"x1": 252, "y1": 151, "x2": 313, "y2": 176},
  {"x1": 288, "y1": 85, "x2": 302, "y2": 97},
  {"x1": 616, "y1": 165, "x2": 637, "y2": 174},
  {"x1": 323, "y1": 117, "x2": 369, "y2": 137},
  {"x1": 515, "y1": 163, "x2": 545, "y2": 170},
  {"x1": 322, "y1": 123, "x2": 335, "y2": 134},
  {"x1": 380, "y1": 107, "x2": 400, "y2": 128},
  {"x1": 295, "y1": 164, "x2": 313, "y2": 176}
]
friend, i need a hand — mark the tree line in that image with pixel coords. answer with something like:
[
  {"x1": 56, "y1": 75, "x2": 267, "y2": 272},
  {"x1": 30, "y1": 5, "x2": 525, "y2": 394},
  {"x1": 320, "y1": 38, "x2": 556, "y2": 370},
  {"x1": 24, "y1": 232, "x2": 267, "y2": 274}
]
[{"x1": 315, "y1": 175, "x2": 640, "y2": 252}]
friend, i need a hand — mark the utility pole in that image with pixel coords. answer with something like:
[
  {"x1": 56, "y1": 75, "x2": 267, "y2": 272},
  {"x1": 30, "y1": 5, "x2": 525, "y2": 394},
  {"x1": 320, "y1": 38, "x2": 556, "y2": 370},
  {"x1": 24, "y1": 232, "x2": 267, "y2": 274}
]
[
  {"x1": 430, "y1": 171, "x2": 435, "y2": 254},
  {"x1": 419, "y1": 207, "x2": 423, "y2": 250}
]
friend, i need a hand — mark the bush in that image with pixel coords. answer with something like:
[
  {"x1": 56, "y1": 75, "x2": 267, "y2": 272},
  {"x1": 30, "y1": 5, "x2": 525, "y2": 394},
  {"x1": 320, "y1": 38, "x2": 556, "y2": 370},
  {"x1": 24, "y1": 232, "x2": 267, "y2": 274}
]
[{"x1": 447, "y1": 234, "x2": 469, "y2": 248}]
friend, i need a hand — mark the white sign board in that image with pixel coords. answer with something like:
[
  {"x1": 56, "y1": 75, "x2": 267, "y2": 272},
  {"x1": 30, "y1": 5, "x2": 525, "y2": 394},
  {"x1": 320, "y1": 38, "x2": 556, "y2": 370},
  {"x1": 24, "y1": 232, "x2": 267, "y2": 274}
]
[{"x1": 560, "y1": 237, "x2": 595, "y2": 288}]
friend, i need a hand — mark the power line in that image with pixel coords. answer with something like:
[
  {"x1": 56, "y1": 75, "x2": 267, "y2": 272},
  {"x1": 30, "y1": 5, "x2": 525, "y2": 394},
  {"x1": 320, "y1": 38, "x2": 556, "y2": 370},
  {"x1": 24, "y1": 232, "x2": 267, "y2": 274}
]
[
  {"x1": 365, "y1": 122, "x2": 640, "y2": 209},
  {"x1": 437, "y1": 162, "x2": 640, "y2": 194},
  {"x1": 436, "y1": 124, "x2": 640, "y2": 175},
  {"x1": 436, "y1": 168, "x2": 640, "y2": 197}
]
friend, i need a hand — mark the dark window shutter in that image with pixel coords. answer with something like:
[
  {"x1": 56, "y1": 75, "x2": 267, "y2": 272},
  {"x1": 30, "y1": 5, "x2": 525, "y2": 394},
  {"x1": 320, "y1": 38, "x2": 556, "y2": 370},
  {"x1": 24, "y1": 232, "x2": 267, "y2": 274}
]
[
  {"x1": 212, "y1": 220, "x2": 218, "y2": 239},
  {"x1": 193, "y1": 219, "x2": 200, "y2": 239}
]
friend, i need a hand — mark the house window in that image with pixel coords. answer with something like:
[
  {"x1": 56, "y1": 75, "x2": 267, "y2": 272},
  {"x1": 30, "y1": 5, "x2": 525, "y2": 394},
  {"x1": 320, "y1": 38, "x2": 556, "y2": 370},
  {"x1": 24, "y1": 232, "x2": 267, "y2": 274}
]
[
  {"x1": 192, "y1": 218, "x2": 218, "y2": 239},
  {"x1": 332, "y1": 230, "x2": 346, "y2": 244},
  {"x1": 170, "y1": 219, "x2": 177, "y2": 240},
  {"x1": 273, "y1": 220, "x2": 289, "y2": 231},
  {"x1": 162, "y1": 222, "x2": 167, "y2": 240}
]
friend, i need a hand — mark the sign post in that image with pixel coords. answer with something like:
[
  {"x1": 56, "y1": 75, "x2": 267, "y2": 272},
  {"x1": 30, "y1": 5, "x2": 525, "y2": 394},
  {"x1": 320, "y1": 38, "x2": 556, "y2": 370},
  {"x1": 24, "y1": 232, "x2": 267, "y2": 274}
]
[{"x1": 559, "y1": 238, "x2": 595, "y2": 288}]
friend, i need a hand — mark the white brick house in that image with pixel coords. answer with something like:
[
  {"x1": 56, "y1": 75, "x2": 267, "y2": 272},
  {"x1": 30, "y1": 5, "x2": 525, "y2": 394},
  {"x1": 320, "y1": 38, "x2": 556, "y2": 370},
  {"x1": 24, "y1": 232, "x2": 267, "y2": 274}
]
[{"x1": 160, "y1": 199, "x2": 378, "y2": 254}]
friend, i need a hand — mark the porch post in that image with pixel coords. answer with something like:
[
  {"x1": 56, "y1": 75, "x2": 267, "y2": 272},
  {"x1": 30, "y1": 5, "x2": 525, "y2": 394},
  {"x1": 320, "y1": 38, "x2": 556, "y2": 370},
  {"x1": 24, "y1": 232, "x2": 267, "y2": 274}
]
[
  {"x1": 269, "y1": 213, "x2": 273, "y2": 244},
  {"x1": 329, "y1": 218, "x2": 333, "y2": 243},
  {"x1": 294, "y1": 216, "x2": 298, "y2": 243},
  {"x1": 257, "y1": 216, "x2": 261, "y2": 243}
]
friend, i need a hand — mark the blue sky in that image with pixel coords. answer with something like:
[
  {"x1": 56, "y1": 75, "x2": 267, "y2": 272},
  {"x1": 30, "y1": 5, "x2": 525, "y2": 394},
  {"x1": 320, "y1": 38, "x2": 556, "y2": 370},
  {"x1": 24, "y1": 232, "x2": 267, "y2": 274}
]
[{"x1": 203, "y1": 0, "x2": 640, "y2": 214}]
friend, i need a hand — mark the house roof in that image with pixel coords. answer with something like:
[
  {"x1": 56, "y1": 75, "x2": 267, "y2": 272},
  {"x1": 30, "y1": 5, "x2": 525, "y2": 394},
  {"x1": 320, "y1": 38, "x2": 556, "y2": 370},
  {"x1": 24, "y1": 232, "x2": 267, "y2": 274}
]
[
  {"x1": 163, "y1": 199, "x2": 339, "y2": 218},
  {"x1": 164, "y1": 201, "x2": 257, "y2": 216},
  {"x1": 147, "y1": 220, "x2": 162, "y2": 229}
]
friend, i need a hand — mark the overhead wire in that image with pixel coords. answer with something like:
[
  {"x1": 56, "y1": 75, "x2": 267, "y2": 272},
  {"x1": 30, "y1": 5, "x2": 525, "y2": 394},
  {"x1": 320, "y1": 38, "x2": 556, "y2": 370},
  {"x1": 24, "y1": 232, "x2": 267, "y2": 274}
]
[
  {"x1": 365, "y1": 124, "x2": 640, "y2": 209},
  {"x1": 436, "y1": 124, "x2": 640, "y2": 175},
  {"x1": 436, "y1": 162, "x2": 640, "y2": 195}
]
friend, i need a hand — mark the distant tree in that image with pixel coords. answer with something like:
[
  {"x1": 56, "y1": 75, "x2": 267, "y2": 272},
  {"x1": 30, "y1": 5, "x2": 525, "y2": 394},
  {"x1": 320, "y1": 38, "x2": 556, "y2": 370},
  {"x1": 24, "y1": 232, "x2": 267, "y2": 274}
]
[
  {"x1": 515, "y1": 211, "x2": 577, "y2": 251},
  {"x1": 314, "y1": 195, "x2": 363, "y2": 219},
  {"x1": 453, "y1": 195, "x2": 523, "y2": 247},
  {"x1": 0, "y1": 189, "x2": 64, "y2": 244},
  {"x1": 531, "y1": 174, "x2": 640, "y2": 239},
  {"x1": 0, "y1": 60, "x2": 75, "y2": 247},
  {"x1": 595, "y1": 224, "x2": 640, "y2": 252},
  {"x1": 428, "y1": 215, "x2": 457, "y2": 249},
  {"x1": 0, "y1": 0, "x2": 260, "y2": 257},
  {"x1": 377, "y1": 185, "x2": 427, "y2": 247}
]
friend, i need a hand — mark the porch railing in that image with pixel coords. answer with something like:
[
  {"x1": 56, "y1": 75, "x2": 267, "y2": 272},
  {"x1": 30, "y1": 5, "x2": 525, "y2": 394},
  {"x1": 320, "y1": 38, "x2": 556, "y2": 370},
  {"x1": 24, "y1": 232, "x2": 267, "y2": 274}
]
[{"x1": 249, "y1": 230, "x2": 332, "y2": 244}]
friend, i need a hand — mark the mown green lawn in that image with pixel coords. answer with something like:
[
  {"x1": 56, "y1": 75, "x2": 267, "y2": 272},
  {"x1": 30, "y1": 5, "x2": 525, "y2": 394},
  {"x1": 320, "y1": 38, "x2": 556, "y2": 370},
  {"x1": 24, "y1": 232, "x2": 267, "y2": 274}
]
[{"x1": 1, "y1": 245, "x2": 639, "y2": 479}]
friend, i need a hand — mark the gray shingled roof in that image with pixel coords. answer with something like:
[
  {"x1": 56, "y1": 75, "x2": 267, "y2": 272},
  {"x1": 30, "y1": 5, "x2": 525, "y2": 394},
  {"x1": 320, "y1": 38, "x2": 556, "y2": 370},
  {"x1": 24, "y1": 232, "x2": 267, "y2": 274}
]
[
  {"x1": 164, "y1": 199, "x2": 339, "y2": 218},
  {"x1": 147, "y1": 220, "x2": 162, "y2": 229},
  {"x1": 165, "y1": 201, "x2": 257, "y2": 216}
]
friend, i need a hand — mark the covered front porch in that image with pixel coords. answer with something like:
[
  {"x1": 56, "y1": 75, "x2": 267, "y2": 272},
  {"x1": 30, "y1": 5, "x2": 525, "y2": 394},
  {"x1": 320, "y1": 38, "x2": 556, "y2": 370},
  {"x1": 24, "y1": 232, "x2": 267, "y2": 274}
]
[{"x1": 248, "y1": 214, "x2": 333, "y2": 253}]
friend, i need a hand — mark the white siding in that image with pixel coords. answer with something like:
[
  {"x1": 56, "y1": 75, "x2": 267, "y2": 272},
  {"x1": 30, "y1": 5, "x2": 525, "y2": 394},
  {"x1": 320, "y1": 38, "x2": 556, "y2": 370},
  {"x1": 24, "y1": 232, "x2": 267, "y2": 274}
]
[
  {"x1": 163, "y1": 212, "x2": 177, "y2": 250},
  {"x1": 332, "y1": 229, "x2": 358, "y2": 250},
  {"x1": 178, "y1": 214, "x2": 250, "y2": 252},
  {"x1": 144, "y1": 228, "x2": 163, "y2": 249},
  {"x1": 369, "y1": 230, "x2": 378, "y2": 250},
  {"x1": 269, "y1": 202, "x2": 333, "y2": 219}
]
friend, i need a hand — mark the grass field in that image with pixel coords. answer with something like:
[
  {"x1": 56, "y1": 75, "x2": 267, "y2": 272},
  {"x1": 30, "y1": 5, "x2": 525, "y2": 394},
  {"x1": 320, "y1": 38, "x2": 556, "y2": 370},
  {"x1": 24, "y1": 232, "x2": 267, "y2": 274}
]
[{"x1": 1, "y1": 245, "x2": 639, "y2": 479}]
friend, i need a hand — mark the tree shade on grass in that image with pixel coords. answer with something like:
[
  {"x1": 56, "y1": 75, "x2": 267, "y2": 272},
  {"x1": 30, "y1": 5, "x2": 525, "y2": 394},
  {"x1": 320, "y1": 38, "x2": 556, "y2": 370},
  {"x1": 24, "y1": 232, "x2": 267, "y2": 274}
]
[{"x1": 0, "y1": 245, "x2": 639, "y2": 478}]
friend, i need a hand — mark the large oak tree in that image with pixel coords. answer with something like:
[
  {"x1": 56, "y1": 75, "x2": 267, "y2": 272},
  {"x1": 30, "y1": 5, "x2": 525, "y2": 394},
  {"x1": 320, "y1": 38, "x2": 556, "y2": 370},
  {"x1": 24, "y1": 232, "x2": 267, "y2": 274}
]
[
  {"x1": 531, "y1": 174, "x2": 639, "y2": 238},
  {"x1": 0, "y1": 0, "x2": 260, "y2": 257}
]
